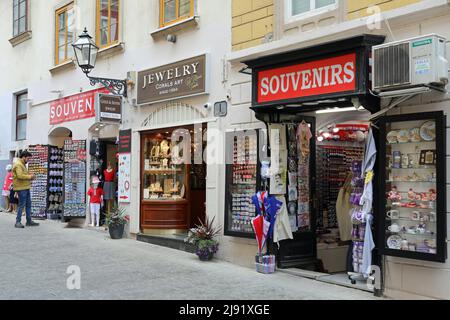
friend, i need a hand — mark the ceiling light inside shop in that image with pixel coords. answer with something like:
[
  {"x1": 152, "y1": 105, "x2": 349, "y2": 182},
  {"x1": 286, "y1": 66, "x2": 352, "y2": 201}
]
[{"x1": 316, "y1": 106, "x2": 365, "y2": 114}]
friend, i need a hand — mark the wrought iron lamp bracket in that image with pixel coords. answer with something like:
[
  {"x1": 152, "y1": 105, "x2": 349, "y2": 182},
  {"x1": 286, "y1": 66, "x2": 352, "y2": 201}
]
[{"x1": 87, "y1": 75, "x2": 127, "y2": 97}]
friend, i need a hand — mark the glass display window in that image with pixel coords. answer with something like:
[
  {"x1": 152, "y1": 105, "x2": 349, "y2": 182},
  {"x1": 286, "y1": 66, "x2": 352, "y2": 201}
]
[
  {"x1": 380, "y1": 112, "x2": 447, "y2": 262},
  {"x1": 141, "y1": 128, "x2": 191, "y2": 201}
]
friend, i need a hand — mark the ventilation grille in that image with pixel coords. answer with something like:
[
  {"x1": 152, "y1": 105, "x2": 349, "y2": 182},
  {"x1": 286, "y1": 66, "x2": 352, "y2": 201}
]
[{"x1": 374, "y1": 42, "x2": 410, "y2": 89}]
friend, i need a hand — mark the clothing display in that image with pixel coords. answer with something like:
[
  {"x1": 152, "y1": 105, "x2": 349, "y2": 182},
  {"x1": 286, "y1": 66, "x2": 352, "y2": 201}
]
[
  {"x1": 88, "y1": 187, "x2": 104, "y2": 204},
  {"x1": 104, "y1": 168, "x2": 116, "y2": 182},
  {"x1": 103, "y1": 181, "x2": 116, "y2": 200},
  {"x1": 336, "y1": 174, "x2": 353, "y2": 242},
  {"x1": 273, "y1": 196, "x2": 294, "y2": 245}
]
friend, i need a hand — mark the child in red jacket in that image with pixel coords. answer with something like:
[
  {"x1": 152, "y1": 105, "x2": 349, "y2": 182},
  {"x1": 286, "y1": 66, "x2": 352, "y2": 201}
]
[{"x1": 87, "y1": 176, "x2": 103, "y2": 227}]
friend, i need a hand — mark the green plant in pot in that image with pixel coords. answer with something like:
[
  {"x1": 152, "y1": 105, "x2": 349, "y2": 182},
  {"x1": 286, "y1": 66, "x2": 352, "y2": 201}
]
[
  {"x1": 105, "y1": 205, "x2": 129, "y2": 239},
  {"x1": 185, "y1": 216, "x2": 221, "y2": 261}
]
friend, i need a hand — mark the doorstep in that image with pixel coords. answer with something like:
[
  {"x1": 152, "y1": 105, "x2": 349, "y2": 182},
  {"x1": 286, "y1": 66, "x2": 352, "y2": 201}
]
[
  {"x1": 136, "y1": 233, "x2": 196, "y2": 254},
  {"x1": 279, "y1": 268, "x2": 374, "y2": 293}
]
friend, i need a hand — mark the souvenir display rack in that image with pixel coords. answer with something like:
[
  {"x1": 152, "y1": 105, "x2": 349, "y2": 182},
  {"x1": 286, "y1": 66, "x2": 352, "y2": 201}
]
[
  {"x1": 316, "y1": 145, "x2": 365, "y2": 232},
  {"x1": 63, "y1": 140, "x2": 87, "y2": 218},
  {"x1": 47, "y1": 146, "x2": 64, "y2": 219},
  {"x1": 28, "y1": 145, "x2": 50, "y2": 219},
  {"x1": 379, "y1": 112, "x2": 447, "y2": 262},
  {"x1": 224, "y1": 130, "x2": 261, "y2": 237}
]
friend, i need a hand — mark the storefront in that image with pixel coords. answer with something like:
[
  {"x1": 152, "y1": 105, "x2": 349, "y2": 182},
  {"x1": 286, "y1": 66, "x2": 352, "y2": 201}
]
[
  {"x1": 26, "y1": 87, "x2": 122, "y2": 225},
  {"x1": 134, "y1": 54, "x2": 212, "y2": 236},
  {"x1": 225, "y1": 34, "x2": 448, "y2": 295}
]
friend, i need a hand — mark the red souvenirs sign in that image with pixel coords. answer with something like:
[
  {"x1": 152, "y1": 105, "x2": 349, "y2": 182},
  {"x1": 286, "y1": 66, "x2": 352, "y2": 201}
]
[
  {"x1": 49, "y1": 88, "x2": 109, "y2": 125},
  {"x1": 257, "y1": 53, "x2": 357, "y2": 104}
]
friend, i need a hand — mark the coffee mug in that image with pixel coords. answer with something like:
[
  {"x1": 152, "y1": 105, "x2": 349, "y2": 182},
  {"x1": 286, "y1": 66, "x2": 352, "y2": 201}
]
[
  {"x1": 388, "y1": 223, "x2": 401, "y2": 233},
  {"x1": 387, "y1": 210, "x2": 400, "y2": 219},
  {"x1": 401, "y1": 240, "x2": 409, "y2": 250}
]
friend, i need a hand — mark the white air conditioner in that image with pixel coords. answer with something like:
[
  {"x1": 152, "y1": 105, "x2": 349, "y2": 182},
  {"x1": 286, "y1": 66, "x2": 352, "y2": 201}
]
[{"x1": 372, "y1": 34, "x2": 448, "y2": 92}]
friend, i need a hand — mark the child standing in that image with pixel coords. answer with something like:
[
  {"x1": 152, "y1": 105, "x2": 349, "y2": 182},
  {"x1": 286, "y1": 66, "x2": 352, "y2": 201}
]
[
  {"x1": 2, "y1": 164, "x2": 13, "y2": 212},
  {"x1": 87, "y1": 176, "x2": 103, "y2": 227}
]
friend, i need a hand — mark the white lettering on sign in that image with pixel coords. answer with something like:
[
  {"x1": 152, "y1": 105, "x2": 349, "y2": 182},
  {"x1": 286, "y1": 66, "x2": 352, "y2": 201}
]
[{"x1": 257, "y1": 53, "x2": 356, "y2": 103}]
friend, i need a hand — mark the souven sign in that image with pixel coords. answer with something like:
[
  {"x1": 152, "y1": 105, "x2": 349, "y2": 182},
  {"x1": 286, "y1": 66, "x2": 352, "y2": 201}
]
[
  {"x1": 257, "y1": 53, "x2": 356, "y2": 104},
  {"x1": 50, "y1": 88, "x2": 108, "y2": 125}
]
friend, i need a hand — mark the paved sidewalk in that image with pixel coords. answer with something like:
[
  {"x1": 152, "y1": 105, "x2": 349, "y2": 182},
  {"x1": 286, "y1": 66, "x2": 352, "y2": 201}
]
[{"x1": 0, "y1": 212, "x2": 381, "y2": 300}]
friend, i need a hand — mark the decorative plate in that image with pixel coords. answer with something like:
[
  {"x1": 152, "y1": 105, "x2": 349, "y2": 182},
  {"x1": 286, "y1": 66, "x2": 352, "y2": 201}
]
[
  {"x1": 409, "y1": 128, "x2": 421, "y2": 142},
  {"x1": 387, "y1": 131, "x2": 398, "y2": 144},
  {"x1": 420, "y1": 121, "x2": 436, "y2": 141},
  {"x1": 387, "y1": 235, "x2": 402, "y2": 249},
  {"x1": 397, "y1": 130, "x2": 410, "y2": 143}
]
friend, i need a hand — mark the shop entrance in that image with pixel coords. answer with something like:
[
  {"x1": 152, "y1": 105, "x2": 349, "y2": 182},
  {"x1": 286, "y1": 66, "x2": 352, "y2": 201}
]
[
  {"x1": 273, "y1": 110, "x2": 375, "y2": 291},
  {"x1": 89, "y1": 138, "x2": 118, "y2": 226}
]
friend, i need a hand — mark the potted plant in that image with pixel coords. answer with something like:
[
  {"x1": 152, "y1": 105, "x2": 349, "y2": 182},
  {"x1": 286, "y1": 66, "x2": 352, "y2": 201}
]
[
  {"x1": 185, "y1": 216, "x2": 221, "y2": 261},
  {"x1": 105, "y1": 205, "x2": 129, "y2": 239}
]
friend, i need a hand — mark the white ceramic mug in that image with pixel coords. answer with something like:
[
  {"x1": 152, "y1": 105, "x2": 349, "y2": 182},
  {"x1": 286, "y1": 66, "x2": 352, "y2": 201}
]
[
  {"x1": 387, "y1": 210, "x2": 400, "y2": 219},
  {"x1": 388, "y1": 223, "x2": 401, "y2": 233}
]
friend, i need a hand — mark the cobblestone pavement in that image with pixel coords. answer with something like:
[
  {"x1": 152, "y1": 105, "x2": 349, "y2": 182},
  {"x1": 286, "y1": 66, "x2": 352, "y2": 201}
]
[{"x1": 0, "y1": 212, "x2": 381, "y2": 300}]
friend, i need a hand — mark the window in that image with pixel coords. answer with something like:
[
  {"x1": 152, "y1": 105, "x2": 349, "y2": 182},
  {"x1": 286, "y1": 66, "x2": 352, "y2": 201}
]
[
  {"x1": 286, "y1": 0, "x2": 336, "y2": 22},
  {"x1": 55, "y1": 3, "x2": 75, "y2": 65},
  {"x1": 159, "y1": 0, "x2": 194, "y2": 28},
  {"x1": 13, "y1": 0, "x2": 28, "y2": 37},
  {"x1": 16, "y1": 92, "x2": 27, "y2": 141},
  {"x1": 96, "y1": 0, "x2": 120, "y2": 48}
]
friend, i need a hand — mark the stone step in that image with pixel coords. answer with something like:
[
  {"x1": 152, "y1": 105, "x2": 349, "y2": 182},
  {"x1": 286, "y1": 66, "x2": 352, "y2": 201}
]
[{"x1": 137, "y1": 233, "x2": 196, "y2": 254}]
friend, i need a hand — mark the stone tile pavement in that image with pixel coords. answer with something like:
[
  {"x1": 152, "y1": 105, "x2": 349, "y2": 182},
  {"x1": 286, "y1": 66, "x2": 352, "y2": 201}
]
[{"x1": 0, "y1": 212, "x2": 382, "y2": 300}]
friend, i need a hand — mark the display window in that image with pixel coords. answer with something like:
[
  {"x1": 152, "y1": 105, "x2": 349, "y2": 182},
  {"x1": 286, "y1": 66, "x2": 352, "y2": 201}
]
[
  {"x1": 379, "y1": 112, "x2": 447, "y2": 262},
  {"x1": 140, "y1": 124, "x2": 207, "y2": 231}
]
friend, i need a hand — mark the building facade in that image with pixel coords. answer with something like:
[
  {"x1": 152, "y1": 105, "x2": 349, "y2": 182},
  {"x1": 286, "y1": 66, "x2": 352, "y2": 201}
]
[
  {"x1": 225, "y1": 0, "x2": 450, "y2": 300},
  {"x1": 1, "y1": 0, "x2": 450, "y2": 300}
]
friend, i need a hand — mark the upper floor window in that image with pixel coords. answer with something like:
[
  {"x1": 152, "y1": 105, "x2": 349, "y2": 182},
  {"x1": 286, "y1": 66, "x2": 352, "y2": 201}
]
[
  {"x1": 16, "y1": 92, "x2": 27, "y2": 141},
  {"x1": 160, "y1": 0, "x2": 194, "y2": 28},
  {"x1": 96, "y1": 0, "x2": 120, "y2": 48},
  {"x1": 13, "y1": 0, "x2": 28, "y2": 37},
  {"x1": 55, "y1": 3, "x2": 75, "y2": 65},
  {"x1": 286, "y1": 0, "x2": 337, "y2": 23}
]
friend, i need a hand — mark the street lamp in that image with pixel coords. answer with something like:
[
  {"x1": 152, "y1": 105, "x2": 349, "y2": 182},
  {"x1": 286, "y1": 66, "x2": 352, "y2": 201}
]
[{"x1": 72, "y1": 28, "x2": 127, "y2": 97}]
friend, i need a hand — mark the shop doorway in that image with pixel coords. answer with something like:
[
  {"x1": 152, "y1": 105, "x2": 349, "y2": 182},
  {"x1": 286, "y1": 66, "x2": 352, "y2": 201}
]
[
  {"x1": 276, "y1": 110, "x2": 375, "y2": 292},
  {"x1": 90, "y1": 138, "x2": 118, "y2": 226}
]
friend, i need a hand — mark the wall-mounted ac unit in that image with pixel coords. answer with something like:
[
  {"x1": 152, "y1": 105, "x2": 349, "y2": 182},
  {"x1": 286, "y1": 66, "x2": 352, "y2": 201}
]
[{"x1": 372, "y1": 34, "x2": 448, "y2": 93}]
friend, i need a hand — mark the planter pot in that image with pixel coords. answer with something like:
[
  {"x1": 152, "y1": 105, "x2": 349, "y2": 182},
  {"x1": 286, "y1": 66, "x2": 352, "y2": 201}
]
[
  {"x1": 197, "y1": 252, "x2": 214, "y2": 261},
  {"x1": 108, "y1": 223, "x2": 125, "y2": 239}
]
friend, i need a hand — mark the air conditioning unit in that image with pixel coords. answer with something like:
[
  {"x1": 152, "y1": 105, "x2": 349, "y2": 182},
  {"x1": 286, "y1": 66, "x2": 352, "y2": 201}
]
[{"x1": 372, "y1": 34, "x2": 448, "y2": 92}]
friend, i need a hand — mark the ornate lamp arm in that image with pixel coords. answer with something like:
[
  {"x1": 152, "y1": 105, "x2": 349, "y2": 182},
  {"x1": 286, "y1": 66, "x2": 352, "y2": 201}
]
[{"x1": 87, "y1": 75, "x2": 127, "y2": 97}]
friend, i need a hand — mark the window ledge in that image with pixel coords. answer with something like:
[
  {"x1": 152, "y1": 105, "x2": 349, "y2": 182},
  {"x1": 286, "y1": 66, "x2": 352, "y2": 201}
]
[
  {"x1": 151, "y1": 16, "x2": 199, "y2": 39},
  {"x1": 49, "y1": 59, "x2": 76, "y2": 75},
  {"x1": 9, "y1": 31, "x2": 32, "y2": 47},
  {"x1": 98, "y1": 42, "x2": 125, "y2": 59},
  {"x1": 284, "y1": 5, "x2": 339, "y2": 30}
]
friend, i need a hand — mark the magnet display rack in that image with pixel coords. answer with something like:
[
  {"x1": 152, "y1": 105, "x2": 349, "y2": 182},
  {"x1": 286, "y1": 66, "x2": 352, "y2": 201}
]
[
  {"x1": 63, "y1": 140, "x2": 87, "y2": 219},
  {"x1": 47, "y1": 146, "x2": 64, "y2": 219},
  {"x1": 28, "y1": 145, "x2": 50, "y2": 219}
]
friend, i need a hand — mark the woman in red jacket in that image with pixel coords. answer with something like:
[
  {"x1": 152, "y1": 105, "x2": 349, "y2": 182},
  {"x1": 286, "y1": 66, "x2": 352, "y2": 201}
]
[{"x1": 2, "y1": 164, "x2": 13, "y2": 212}]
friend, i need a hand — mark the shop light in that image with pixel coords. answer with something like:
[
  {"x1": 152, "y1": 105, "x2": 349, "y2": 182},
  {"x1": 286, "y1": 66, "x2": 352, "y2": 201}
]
[{"x1": 315, "y1": 106, "x2": 364, "y2": 114}]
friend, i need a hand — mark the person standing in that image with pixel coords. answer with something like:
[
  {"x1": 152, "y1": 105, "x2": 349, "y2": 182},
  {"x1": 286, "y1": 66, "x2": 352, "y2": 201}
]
[
  {"x1": 2, "y1": 164, "x2": 13, "y2": 212},
  {"x1": 12, "y1": 150, "x2": 39, "y2": 228}
]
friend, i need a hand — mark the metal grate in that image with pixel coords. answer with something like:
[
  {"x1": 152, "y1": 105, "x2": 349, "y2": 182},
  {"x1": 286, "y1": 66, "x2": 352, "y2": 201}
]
[{"x1": 374, "y1": 42, "x2": 410, "y2": 89}]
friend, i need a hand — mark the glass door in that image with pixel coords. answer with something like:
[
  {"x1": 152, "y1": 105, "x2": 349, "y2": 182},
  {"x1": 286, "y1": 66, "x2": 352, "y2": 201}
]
[{"x1": 379, "y1": 112, "x2": 447, "y2": 262}]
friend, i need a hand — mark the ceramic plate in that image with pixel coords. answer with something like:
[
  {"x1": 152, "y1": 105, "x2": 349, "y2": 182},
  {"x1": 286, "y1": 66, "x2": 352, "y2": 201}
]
[
  {"x1": 387, "y1": 131, "x2": 398, "y2": 144},
  {"x1": 397, "y1": 130, "x2": 410, "y2": 143},
  {"x1": 409, "y1": 127, "x2": 421, "y2": 142},
  {"x1": 387, "y1": 235, "x2": 402, "y2": 249},
  {"x1": 420, "y1": 121, "x2": 436, "y2": 141}
]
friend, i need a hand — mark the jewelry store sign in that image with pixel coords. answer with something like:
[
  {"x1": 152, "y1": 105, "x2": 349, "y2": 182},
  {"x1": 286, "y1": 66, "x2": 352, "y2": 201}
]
[
  {"x1": 96, "y1": 94, "x2": 122, "y2": 123},
  {"x1": 137, "y1": 54, "x2": 208, "y2": 105}
]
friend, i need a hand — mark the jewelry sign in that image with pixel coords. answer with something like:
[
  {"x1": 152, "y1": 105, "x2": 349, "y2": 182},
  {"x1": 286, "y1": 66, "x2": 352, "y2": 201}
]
[
  {"x1": 118, "y1": 129, "x2": 132, "y2": 203},
  {"x1": 137, "y1": 54, "x2": 208, "y2": 105}
]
